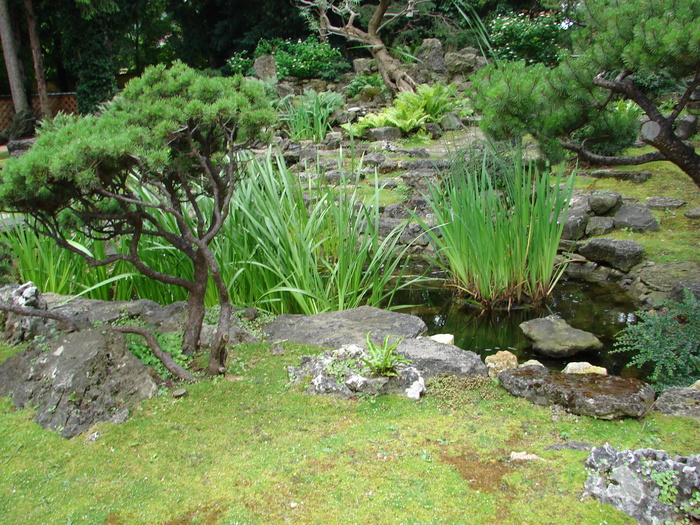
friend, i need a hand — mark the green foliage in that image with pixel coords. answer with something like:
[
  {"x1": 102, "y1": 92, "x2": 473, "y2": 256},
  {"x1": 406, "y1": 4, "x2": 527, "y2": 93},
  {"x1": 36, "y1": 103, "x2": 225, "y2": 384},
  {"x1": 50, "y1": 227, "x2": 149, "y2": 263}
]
[
  {"x1": 279, "y1": 89, "x2": 345, "y2": 142},
  {"x1": 488, "y1": 10, "x2": 568, "y2": 66},
  {"x1": 362, "y1": 332, "x2": 410, "y2": 377},
  {"x1": 613, "y1": 289, "x2": 700, "y2": 388},
  {"x1": 343, "y1": 72, "x2": 387, "y2": 99},
  {"x1": 346, "y1": 83, "x2": 462, "y2": 136},
  {"x1": 255, "y1": 37, "x2": 350, "y2": 81},
  {"x1": 127, "y1": 330, "x2": 192, "y2": 380},
  {"x1": 224, "y1": 52, "x2": 254, "y2": 76},
  {"x1": 418, "y1": 147, "x2": 575, "y2": 307},
  {"x1": 215, "y1": 151, "x2": 423, "y2": 315},
  {"x1": 472, "y1": 0, "x2": 700, "y2": 176}
]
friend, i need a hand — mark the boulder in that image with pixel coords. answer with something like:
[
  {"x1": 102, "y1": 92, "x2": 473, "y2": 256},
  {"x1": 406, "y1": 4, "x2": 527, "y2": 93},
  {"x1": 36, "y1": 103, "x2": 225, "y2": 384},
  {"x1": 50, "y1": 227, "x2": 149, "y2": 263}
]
[
  {"x1": 264, "y1": 306, "x2": 427, "y2": 350},
  {"x1": 253, "y1": 55, "x2": 277, "y2": 81},
  {"x1": 684, "y1": 206, "x2": 700, "y2": 219},
  {"x1": 629, "y1": 262, "x2": 700, "y2": 305},
  {"x1": 1, "y1": 282, "x2": 51, "y2": 343},
  {"x1": 645, "y1": 196, "x2": 687, "y2": 210},
  {"x1": 578, "y1": 238, "x2": 645, "y2": 272},
  {"x1": 675, "y1": 113, "x2": 698, "y2": 140},
  {"x1": 670, "y1": 282, "x2": 700, "y2": 302},
  {"x1": 561, "y1": 195, "x2": 591, "y2": 240},
  {"x1": 561, "y1": 362, "x2": 607, "y2": 375},
  {"x1": 584, "y1": 445, "x2": 700, "y2": 524},
  {"x1": 365, "y1": 126, "x2": 402, "y2": 141},
  {"x1": 415, "y1": 38, "x2": 445, "y2": 73},
  {"x1": 498, "y1": 367, "x2": 655, "y2": 419},
  {"x1": 484, "y1": 350, "x2": 518, "y2": 378},
  {"x1": 353, "y1": 58, "x2": 374, "y2": 75},
  {"x1": 614, "y1": 204, "x2": 659, "y2": 232},
  {"x1": 287, "y1": 344, "x2": 425, "y2": 399},
  {"x1": 396, "y1": 338, "x2": 487, "y2": 379},
  {"x1": 589, "y1": 169, "x2": 653, "y2": 183},
  {"x1": 585, "y1": 216, "x2": 614, "y2": 237},
  {"x1": 588, "y1": 192, "x2": 622, "y2": 216},
  {"x1": 653, "y1": 387, "x2": 700, "y2": 420},
  {"x1": 0, "y1": 328, "x2": 157, "y2": 438},
  {"x1": 519, "y1": 315, "x2": 603, "y2": 358}
]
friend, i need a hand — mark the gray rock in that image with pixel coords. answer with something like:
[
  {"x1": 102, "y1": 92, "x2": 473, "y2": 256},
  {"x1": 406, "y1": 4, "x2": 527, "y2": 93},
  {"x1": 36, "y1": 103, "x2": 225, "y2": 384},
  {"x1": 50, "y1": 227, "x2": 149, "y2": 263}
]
[
  {"x1": 253, "y1": 54, "x2": 277, "y2": 81},
  {"x1": 499, "y1": 367, "x2": 655, "y2": 419},
  {"x1": 415, "y1": 38, "x2": 445, "y2": 73},
  {"x1": 363, "y1": 152, "x2": 386, "y2": 166},
  {"x1": 614, "y1": 204, "x2": 660, "y2": 232},
  {"x1": 0, "y1": 328, "x2": 157, "y2": 438},
  {"x1": 439, "y1": 112, "x2": 463, "y2": 131},
  {"x1": 365, "y1": 126, "x2": 402, "y2": 141},
  {"x1": 424, "y1": 122, "x2": 442, "y2": 140},
  {"x1": 585, "y1": 216, "x2": 614, "y2": 237},
  {"x1": 353, "y1": 58, "x2": 374, "y2": 75},
  {"x1": 653, "y1": 387, "x2": 700, "y2": 419},
  {"x1": 670, "y1": 282, "x2": 700, "y2": 302},
  {"x1": 589, "y1": 169, "x2": 653, "y2": 183},
  {"x1": 684, "y1": 206, "x2": 700, "y2": 219},
  {"x1": 519, "y1": 315, "x2": 603, "y2": 357},
  {"x1": 589, "y1": 192, "x2": 622, "y2": 215},
  {"x1": 0, "y1": 282, "x2": 51, "y2": 343},
  {"x1": 7, "y1": 137, "x2": 35, "y2": 158},
  {"x1": 561, "y1": 195, "x2": 591, "y2": 240},
  {"x1": 584, "y1": 444, "x2": 700, "y2": 524},
  {"x1": 264, "y1": 305, "x2": 427, "y2": 349},
  {"x1": 396, "y1": 338, "x2": 487, "y2": 379},
  {"x1": 578, "y1": 238, "x2": 645, "y2": 272},
  {"x1": 632, "y1": 262, "x2": 700, "y2": 301},
  {"x1": 675, "y1": 113, "x2": 698, "y2": 140},
  {"x1": 645, "y1": 196, "x2": 687, "y2": 210}
]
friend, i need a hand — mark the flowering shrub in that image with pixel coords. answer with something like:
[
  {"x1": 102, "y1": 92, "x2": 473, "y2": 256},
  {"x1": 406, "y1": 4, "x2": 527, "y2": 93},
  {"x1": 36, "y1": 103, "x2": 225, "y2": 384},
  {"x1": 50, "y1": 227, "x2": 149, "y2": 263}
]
[
  {"x1": 255, "y1": 38, "x2": 350, "y2": 81},
  {"x1": 488, "y1": 11, "x2": 568, "y2": 66}
]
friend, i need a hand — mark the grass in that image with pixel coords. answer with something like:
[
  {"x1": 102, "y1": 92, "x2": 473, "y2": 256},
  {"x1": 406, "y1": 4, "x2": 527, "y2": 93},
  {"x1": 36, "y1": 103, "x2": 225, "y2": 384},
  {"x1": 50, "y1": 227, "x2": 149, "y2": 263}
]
[
  {"x1": 575, "y1": 146, "x2": 700, "y2": 263},
  {"x1": 1, "y1": 340, "x2": 698, "y2": 524}
]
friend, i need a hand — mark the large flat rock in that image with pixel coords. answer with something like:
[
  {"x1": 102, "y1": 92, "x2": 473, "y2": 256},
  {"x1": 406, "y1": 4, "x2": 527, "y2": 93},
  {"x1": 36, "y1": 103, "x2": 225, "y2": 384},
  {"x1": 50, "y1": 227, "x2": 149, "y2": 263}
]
[
  {"x1": 263, "y1": 306, "x2": 427, "y2": 349},
  {"x1": 0, "y1": 328, "x2": 157, "y2": 438},
  {"x1": 499, "y1": 366, "x2": 654, "y2": 419},
  {"x1": 396, "y1": 338, "x2": 487, "y2": 378}
]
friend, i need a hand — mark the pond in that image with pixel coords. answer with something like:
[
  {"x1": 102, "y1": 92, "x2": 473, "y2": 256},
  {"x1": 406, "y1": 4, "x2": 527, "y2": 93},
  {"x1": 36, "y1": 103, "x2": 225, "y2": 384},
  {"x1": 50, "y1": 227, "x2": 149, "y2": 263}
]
[{"x1": 393, "y1": 278, "x2": 642, "y2": 377}]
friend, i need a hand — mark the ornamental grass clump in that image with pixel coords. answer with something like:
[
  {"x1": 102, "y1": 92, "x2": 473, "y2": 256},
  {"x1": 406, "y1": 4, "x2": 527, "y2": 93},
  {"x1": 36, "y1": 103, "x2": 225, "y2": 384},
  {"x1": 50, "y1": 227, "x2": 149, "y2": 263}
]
[
  {"x1": 279, "y1": 89, "x2": 345, "y2": 143},
  {"x1": 420, "y1": 148, "x2": 574, "y2": 309}
]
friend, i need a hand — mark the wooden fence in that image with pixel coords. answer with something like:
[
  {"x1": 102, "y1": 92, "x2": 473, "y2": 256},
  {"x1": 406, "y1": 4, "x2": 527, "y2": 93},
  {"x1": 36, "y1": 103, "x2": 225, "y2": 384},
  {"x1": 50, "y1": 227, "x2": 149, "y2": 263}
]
[{"x1": 0, "y1": 93, "x2": 78, "y2": 131}]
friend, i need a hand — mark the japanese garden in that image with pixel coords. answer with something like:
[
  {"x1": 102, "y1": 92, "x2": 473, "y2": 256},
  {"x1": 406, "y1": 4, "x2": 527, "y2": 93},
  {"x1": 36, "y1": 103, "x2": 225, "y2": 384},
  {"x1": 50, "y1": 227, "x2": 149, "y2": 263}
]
[{"x1": 0, "y1": 0, "x2": 698, "y2": 523}]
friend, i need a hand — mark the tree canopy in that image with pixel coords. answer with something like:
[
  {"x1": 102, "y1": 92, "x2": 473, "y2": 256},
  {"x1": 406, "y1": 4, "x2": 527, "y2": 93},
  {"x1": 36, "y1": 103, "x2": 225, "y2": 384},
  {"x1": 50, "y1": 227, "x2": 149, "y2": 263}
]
[
  {"x1": 472, "y1": 0, "x2": 700, "y2": 188},
  {"x1": 0, "y1": 62, "x2": 276, "y2": 374}
]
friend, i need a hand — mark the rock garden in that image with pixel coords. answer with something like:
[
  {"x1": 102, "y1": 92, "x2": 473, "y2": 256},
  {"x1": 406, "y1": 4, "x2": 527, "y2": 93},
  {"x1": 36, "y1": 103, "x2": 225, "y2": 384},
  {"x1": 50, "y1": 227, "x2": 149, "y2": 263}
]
[{"x1": 0, "y1": 1, "x2": 699, "y2": 523}]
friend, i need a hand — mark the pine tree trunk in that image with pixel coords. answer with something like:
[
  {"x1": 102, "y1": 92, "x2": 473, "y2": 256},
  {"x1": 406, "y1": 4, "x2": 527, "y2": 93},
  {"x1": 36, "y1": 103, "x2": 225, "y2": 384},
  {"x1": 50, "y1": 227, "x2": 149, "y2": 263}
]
[
  {"x1": 0, "y1": 0, "x2": 29, "y2": 112},
  {"x1": 641, "y1": 120, "x2": 700, "y2": 190},
  {"x1": 182, "y1": 255, "x2": 208, "y2": 357}
]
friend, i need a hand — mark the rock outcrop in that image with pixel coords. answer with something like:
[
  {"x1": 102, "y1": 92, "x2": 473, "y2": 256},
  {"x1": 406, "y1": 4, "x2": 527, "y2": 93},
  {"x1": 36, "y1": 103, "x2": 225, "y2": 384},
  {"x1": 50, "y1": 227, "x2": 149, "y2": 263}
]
[{"x1": 519, "y1": 315, "x2": 603, "y2": 358}]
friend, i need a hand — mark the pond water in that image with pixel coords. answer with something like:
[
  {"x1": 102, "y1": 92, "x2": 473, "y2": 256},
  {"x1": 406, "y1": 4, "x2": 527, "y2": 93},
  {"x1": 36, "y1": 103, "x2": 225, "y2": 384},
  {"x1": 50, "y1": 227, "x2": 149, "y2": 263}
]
[{"x1": 393, "y1": 279, "x2": 643, "y2": 377}]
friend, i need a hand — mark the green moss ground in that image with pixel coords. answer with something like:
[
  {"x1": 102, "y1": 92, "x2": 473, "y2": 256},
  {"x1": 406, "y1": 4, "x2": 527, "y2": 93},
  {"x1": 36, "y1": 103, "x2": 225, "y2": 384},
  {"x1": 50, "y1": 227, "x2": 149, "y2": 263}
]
[
  {"x1": 574, "y1": 147, "x2": 700, "y2": 263},
  {"x1": 1, "y1": 341, "x2": 698, "y2": 524}
]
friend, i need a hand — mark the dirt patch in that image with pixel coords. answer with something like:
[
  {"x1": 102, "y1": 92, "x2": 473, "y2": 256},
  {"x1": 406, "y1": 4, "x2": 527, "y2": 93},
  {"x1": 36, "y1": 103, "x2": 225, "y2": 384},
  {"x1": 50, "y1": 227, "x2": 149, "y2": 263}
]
[
  {"x1": 440, "y1": 450, "x2": 514, "y2": 492},
  {"x1": 160, "y1": 501, "x2": 229, "y2": 524}
]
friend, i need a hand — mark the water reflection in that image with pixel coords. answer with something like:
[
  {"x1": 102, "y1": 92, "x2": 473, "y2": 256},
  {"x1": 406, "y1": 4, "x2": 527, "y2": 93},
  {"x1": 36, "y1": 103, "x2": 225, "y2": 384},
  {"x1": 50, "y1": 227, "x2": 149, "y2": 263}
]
[{"x1": 392, "y1": 280, "x2": 641, "y2": 377}]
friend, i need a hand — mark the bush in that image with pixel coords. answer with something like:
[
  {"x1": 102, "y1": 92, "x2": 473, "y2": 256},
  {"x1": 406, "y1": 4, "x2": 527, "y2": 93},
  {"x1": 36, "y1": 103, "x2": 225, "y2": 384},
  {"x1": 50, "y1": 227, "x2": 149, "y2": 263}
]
[
  {"x1": 613, "y1": 290, "x2": 700, "y2": 388},
  {"x1": 343, "y1": 72, "x2": 387, "y2": 99},
  {"x1": 225, "y1": 52, "x2": 254, "y2": 76},
  {"x1": 255, "y1": 38, "x2": 350, "y2": 81},
  {"x1": 570, "y1": 99, "x2": 642, "y2": 157},
  {"x1": 488, "y1": 10, "x2": 568, "y2": 66}
]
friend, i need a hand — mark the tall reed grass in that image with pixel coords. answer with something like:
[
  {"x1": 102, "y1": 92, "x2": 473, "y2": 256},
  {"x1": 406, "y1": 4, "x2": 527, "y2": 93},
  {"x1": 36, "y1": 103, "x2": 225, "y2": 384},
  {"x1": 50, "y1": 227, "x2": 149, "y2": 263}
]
[
  {"x1": 2, "y1": 150, "x2": 420, "y2": 315},
  {"x1": 279, "y1": 89, "x2": 345, "y2": 143},
  {"x1": 421, "y1": 148, "x2": 574, "y2": 308}
]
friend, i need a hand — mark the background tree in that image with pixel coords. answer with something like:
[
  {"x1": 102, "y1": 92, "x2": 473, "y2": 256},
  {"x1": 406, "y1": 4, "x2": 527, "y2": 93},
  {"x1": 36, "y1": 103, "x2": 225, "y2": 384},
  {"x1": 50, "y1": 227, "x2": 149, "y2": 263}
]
[
  {"x1": 0, "y1": 0, "x2": 28, "y2": 112},
  {"x1": 472, "y1": 0, "x2": 700, "y2": 188},
  {"x1": 297, "y1": 0, "x2": 425, "y2": 94},
  {"x1": 0, "y1": 62, "x2": 276, "y2": 375}
]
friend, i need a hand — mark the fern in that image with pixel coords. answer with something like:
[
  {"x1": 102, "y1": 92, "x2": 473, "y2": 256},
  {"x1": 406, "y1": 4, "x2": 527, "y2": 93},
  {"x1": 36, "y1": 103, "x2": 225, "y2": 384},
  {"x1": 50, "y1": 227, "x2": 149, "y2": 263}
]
[{"x1": 613, "y1": 290, "x2": 700, "y2": 388}]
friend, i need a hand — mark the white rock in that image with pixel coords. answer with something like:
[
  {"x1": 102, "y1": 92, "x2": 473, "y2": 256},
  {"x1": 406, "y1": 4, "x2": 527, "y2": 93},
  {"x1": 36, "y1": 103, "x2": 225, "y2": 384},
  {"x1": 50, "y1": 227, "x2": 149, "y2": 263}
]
[
  {"x1": 429, "y1": 333, "x2": 455, "y2": 345},
  {"x1": 562, "y1": 362, "x2": 607, "y2": 375}
]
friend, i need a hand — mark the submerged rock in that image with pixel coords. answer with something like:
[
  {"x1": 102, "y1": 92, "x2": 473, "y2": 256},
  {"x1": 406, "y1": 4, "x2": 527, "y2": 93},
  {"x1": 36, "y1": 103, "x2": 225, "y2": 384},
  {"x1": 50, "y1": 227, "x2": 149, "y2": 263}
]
[
  {"x1": 519, "y1": 315, "x2": 603, "y2": 358},
  {"x1": 498, "y1": 367, "x2": 654, "y2": 419}
]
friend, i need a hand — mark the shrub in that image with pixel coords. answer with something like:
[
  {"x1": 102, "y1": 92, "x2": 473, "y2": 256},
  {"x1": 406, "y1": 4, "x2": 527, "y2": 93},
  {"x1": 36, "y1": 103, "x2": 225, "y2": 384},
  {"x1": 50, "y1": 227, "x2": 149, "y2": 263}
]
[
  {"x1": 613, "y1": 290, "x2": 700, "y2": 388},
  {"x1": 343, "y1": 72, "x2": 387, "y2": 99},
  {"x1": 225, "y1": 52, "x2": 254, "y2": 76},
  {"x1": 279, "y1": 89, "x2": 345, "y2": 142},
  {"x1": 255, "y1": 37, "x2": 350, "y2": 81},
  {"x1": 488, "y1": 10, "x2": 568, "y2": 66}
]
